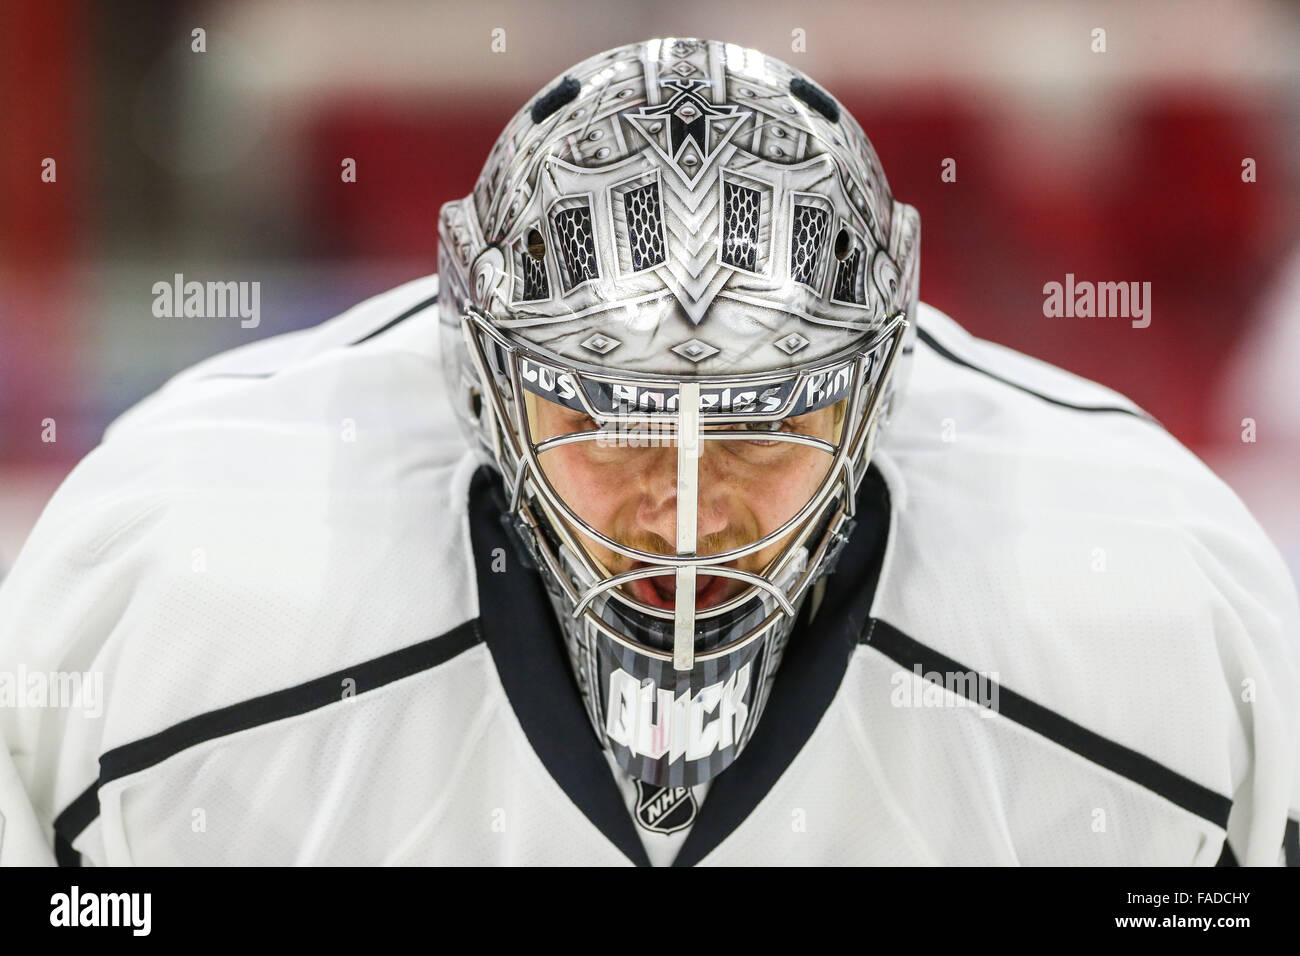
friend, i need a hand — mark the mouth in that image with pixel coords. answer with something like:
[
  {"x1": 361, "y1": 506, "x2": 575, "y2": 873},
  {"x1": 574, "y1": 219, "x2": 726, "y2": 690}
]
[{"x1": 623, "y1": 561, "x2": 740, "y2": 611}]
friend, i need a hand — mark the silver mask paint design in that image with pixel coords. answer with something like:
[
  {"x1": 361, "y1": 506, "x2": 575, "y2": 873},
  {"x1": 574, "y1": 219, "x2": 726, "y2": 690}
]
[{"x1": 438, "y1": 38, "x2": 919, "y2": 785}]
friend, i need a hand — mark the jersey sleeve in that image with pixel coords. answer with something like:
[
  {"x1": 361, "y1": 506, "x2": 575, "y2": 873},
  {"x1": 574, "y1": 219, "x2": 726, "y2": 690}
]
[
  {"x1": 1197, "y1": 485, "x2": 1300, "y2": 865},
  {"x1": 0, "y1": 468, "x2": 164, "y2": 867},
  {"x1": 0, "y1": 741, "x2": 57, "y2": 865}
]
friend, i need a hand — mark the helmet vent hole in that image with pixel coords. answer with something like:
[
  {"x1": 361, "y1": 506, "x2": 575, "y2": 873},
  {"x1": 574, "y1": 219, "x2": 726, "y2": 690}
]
[
  {"x1": 790, "y1": 203, "x2": 830, "y2": 287},
  {"x1": 526, "y1": 228, "x2": 546, "y2": 260},
  {"x1": 789, "y1": 77, "x2": 839, "y2": 123},
  {"x1": 834, "y1": 227, "x2": 852, "y2": 261},
  {"x1": 530, "y1": 76, "x2": 581, "y2": 124},
  {"x1": 721, "y1": 182, "x2": 761, "y2": 271},
  {"x1": 470, "y1": 388, "x2": 483, "y2": 420},
  {"x1": 622, "y1": 183, "x2": 666, "y2": 271},
  {"x1": 552, "y1": 204, "x2": 600, "y2": 290}
]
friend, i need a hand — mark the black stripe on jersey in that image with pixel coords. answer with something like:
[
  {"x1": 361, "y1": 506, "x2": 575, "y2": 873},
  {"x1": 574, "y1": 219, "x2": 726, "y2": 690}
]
[
  {"x1": 349, "y1": 292, "x2": 440, "y2": 345},
  {"x1": 54, "y1": 830, "x2": 82, "y2": 868},
  {"x1": 916, "y1": 327, "x2": 1160, "y2": 424},
  {"x1": 1218, "y1": 817, "x2": 1300, "y2": 865},
  {"x1": 51, "y1": 621, "x2": 482, "y2": 864},
  {"x1": 198, "y1": 290, "x2": 440, "y2": 381},
  {"x1": 863, "y1": 618, "x2": 1234, "y2": 831}
]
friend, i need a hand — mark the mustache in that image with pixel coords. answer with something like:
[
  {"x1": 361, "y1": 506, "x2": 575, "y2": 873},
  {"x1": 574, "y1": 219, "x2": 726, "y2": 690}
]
[{"x1": 608, "y1": 525, "x2": 759, "y2": 566}]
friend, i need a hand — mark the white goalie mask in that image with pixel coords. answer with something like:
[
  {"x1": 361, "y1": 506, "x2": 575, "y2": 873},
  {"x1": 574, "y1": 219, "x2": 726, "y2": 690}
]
[{"x1": 439, "y1": 38, "x2": 919, "y2": 787}]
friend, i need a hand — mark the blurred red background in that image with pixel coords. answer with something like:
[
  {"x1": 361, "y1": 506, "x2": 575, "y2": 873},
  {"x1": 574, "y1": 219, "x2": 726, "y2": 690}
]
[{"x1": 2, "y1": 0, "x2": 1298, "y2": 573}]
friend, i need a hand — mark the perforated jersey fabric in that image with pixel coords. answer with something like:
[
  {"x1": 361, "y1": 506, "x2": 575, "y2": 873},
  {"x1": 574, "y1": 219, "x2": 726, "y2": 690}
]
[{"x1": 1, "y1": 273, "x2": 1296, "y2": 866}]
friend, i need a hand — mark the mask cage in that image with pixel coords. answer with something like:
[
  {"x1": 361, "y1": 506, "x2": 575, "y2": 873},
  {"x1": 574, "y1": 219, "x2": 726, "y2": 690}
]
[{"x1": 460, "y1": 306, "x2": 908, "y2": 669}]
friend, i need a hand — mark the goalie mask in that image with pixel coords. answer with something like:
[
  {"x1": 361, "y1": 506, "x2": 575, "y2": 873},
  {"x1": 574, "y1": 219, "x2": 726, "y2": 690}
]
[{"x1": 439, "y1": 38, "x2": 919, "y2": 787}]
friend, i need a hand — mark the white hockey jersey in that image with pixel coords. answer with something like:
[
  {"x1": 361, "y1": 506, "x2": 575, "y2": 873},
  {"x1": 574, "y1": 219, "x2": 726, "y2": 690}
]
[{"x1": 1, "y1": 273, "x2": 1297, "y2": 866}]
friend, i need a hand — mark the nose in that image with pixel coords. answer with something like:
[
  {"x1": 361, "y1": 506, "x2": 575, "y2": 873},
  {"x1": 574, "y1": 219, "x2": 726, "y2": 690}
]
[{"x1": 634, "y1": 444, "x2": 730, "y2": 552}]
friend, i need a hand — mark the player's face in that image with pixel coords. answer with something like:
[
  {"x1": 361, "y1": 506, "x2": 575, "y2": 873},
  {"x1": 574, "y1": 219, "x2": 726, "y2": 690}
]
[{"x1": 527, "y1": 393, "x2": 844, "y2": 611}]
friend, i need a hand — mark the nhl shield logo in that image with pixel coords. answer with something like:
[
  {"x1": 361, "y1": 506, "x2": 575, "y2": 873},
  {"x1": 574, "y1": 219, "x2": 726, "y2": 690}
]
[{"x1": 634, "y1": 780, "x2": 698, "y2": 835}]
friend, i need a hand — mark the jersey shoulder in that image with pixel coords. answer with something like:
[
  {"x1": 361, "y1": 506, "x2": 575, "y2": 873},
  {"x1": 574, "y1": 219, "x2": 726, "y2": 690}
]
[
  {"x1": 0, "y1": 273, "x2": 481, "y2": 750},
  {"x1": 869, "y1": 303, "x2": 1300, "y2": 806},
  {"x1": 881, "y1": 303, "x2": 1295, "y2": 624}
]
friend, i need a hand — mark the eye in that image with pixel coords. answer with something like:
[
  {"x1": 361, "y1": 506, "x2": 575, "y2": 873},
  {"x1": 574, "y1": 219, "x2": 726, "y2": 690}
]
[
  {"x1": 712, "y1": 420, "x2": 784, "y2": 434},
  {"x1": 709, "y1": 419, "x2": 790, "y2": 447},
  {"x1": 739, "y1": 421, "x2": 786, "y2": 446}
]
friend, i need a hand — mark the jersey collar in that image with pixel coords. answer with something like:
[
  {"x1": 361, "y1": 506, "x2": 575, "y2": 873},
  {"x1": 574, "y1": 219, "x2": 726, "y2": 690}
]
[{"x1": 467, "y1": 462, "x2": 892, "y2": 866}]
